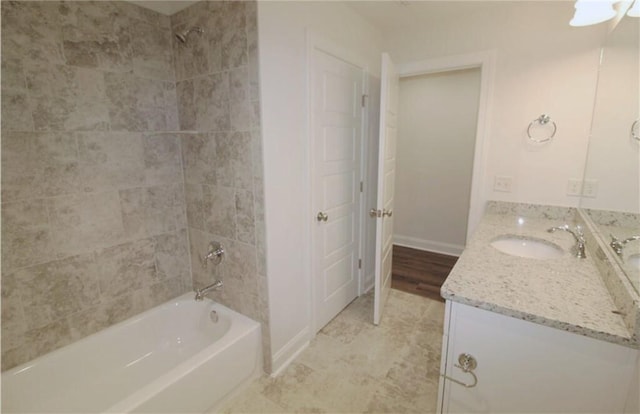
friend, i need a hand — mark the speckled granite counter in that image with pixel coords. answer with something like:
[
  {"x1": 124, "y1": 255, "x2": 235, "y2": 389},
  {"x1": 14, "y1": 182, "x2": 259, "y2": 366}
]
[{"x1": 441, "y1": 202, "x2": 637, "y2": 348}]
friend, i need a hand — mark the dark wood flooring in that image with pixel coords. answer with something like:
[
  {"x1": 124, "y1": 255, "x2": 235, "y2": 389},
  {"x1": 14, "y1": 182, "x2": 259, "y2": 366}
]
[{"x1": 391, "y1": 245, "x2": 458, "y2": 302}]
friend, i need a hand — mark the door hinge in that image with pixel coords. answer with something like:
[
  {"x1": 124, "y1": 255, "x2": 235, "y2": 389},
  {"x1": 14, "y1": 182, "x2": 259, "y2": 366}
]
[
  {"x1": 360, "y1": 181, "x2": 363, "y2": 193},
  {"x1": 361, "y1": 94, "x2": 368, "y2": 108},
  {"x1": 358, "y1": 258, "x2": 362, "y2": 269}
]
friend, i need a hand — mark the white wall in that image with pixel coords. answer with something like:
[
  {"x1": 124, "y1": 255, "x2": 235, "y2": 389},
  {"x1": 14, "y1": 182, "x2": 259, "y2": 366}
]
[
  {"x1": 257, "y1": 1, "x2": 382, "y2": 373},
  {"x1": 395, "y1": 69, "x2": 481, "y2": 255},
  {"x1": 382, "y1": 1, "x2": 608, "y2": 209}
]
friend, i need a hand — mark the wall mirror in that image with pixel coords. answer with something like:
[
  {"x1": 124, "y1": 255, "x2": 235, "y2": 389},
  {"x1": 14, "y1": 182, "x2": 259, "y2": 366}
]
[{"x1": 581, "y1": 15, "x2": 640, "y2": 293}]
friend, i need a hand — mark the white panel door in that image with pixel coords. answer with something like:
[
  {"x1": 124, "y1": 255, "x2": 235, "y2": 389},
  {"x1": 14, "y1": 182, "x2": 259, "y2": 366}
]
[
  {"x1": 373, "y1": 53, "x2": 399, "y2": 325},
  {"x1": 312, "y1": 48, "x2": 363, "y2": 332}
]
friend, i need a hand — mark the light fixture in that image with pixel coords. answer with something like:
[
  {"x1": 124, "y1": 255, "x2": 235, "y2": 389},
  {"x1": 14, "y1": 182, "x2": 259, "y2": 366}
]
[
  {"x1": 627, "y1": 0, "x2": 640, "y2": 16},
  {"x1": 570, "y1": 0, "x2": 617, "y2": 26}
]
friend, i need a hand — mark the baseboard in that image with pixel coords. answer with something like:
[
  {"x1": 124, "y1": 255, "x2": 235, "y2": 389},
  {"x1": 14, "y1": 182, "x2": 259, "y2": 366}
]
[
  {"x1": 270, "y1": 327, "x2": 310, "y2": 377},
  {"x1": 393, "y1": 235, "x2": 464, "y2": 257}
]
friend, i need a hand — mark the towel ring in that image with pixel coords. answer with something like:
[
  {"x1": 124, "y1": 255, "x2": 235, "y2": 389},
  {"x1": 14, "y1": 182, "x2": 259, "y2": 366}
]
[
  {"x1": 527, "y1": 114, "x2": 557, "y2": 144},
  {"x1": 631, "y1": 120, "x2": 639, "y2": 142}
]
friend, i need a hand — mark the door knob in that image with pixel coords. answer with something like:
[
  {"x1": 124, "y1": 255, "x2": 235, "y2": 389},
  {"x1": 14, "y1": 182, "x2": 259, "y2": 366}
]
[
  {"x1": 369, "y1": 209, "x2": 381, "y2": 218},
  {"x1": 316, "y1": 211, "x2": 329, "y2": 222},
  {"x1": 382, "y1": 209, "x2": 393, "y2": 217}
]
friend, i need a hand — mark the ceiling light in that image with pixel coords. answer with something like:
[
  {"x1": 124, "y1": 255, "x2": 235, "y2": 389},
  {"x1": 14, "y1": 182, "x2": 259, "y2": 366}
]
[
  {"x1": 627, "y1": 0, "x2": 640, "y2": 16},
  {"x1": 570, "y1": 0, "x2": 617, "y2": 26}
]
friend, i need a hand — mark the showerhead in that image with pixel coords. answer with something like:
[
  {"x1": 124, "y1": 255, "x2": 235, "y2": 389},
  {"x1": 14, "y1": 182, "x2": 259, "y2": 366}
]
[{"x1": 175, "y1": 26, "x2": 204, "y2": 44}]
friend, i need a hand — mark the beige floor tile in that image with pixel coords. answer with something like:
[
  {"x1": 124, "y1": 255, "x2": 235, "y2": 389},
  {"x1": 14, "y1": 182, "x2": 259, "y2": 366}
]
[{"x1": 220, "y1": 289, "x2": 445, "y2": 414}]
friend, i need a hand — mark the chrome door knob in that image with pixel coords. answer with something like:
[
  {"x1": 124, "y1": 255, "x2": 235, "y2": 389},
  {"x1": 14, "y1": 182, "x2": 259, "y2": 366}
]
[
  {"x1": 382, "y1": 209, "x2": 393, "y2": 217},
  {"x1": 316, "y1": 211, "x2": 329, "y2": 222}
]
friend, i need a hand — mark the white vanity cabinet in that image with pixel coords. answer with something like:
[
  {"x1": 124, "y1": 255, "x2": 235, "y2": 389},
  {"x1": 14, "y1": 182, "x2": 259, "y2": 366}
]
[{"x1": 437, "y1": 301, "x2": 639, "y2": 413}]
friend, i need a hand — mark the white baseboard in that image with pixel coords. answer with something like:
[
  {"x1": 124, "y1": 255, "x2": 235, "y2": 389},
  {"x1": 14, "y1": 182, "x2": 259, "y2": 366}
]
[
  {"x1": 270, "y1": 327, "x2": 310, "y2": 377},
  {"x1": 393, "y1": 235, "x2": 463, "y2": 257}
]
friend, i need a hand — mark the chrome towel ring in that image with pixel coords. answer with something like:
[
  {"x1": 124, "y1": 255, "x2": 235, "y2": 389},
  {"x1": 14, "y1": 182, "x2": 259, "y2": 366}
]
[
  {"x1": 631, "y1": 120, "x2": 639, "y2": 142},
  {"x1": 527, "y1": 114, "x2": 557, "y2": 144}
]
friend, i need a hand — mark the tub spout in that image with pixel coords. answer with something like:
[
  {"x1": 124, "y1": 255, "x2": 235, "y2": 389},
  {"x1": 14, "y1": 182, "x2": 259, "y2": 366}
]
[{"x1": 195, "y1": 280, "x2": 223, "y2": 301}]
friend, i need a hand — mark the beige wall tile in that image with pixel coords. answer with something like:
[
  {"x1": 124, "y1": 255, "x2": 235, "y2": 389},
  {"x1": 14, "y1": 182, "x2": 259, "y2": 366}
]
[
  {"x1": 194, "y1": 73, "x2": 230, "y2": 131},
  {"x1": 47, "y1": 191, "x2": 126, "y2": 257},
  {"x1": 104, "y1": 72, "x2": 173, "y2": 131},
  {"x1": 60, "y1": 4, "x2": 133, "y2": 73},
  {"x1": 235, "y1": 190, "x2": 256, "y2": 245},
  {"x1": 14, "y1": 253, "x2": 101, "y2": 330},
  {"x1": 77, "y1": 132, "x2": 145, "y2": 192},
  {"x1": 96, "y1": 238, "x2": 156, "y2": 300},
  {"x1": 176, "y1": 79, "x2": 196, "y2": 130},
  {"x1": 1, "y1": 89, "x2": 33, "y2": 131},
  {"x1": 143, "y1": 133, "x2": 183, "y2": 185},
  {"x1": 181, "y1": 133, "x2": 217, "y2": 185},
  {"x1": 1, "y1": 56, "x2": 27, "y2": 91},
  {"x1": 1, "y1": 199, "x2": 54, "y2": 272},
  {"x1": 154, "y1": 231, "x2": 191, "y2": 287},
  {"x1": 184, "y1": 182, "x2": 205, "y2": 230},
  {"x1": 131, "y1": 21, "x2": 175, "y2": 81},
  {"x1": 1, "y1": 1, "x2": 65, "y2": 65},
  {"x1": 25, "y1": 63, "x2": 110, "y2": 131},
  {"x1": 203, "y1": 184, "x2": 236, "y2": 238},
  {"x1": 2, "y1": 132, "x2": 81, "y2": 201}
]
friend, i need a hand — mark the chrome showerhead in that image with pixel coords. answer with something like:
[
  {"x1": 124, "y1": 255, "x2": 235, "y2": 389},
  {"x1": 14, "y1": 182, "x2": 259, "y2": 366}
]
[{"x1": 175, "y1": 26, "x2": 204, "y2": 43}]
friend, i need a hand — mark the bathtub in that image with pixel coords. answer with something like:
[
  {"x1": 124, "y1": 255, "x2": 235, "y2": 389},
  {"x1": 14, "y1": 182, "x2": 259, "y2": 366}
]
[{"x1": 1, "y1": 293, "x2": 262, "y2": 413}]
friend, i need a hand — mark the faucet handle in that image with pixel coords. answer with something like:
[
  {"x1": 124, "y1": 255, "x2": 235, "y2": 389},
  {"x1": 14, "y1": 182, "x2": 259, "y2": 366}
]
[{"x1": 202, "y1": 241, "x2": 224, "y2": 268}]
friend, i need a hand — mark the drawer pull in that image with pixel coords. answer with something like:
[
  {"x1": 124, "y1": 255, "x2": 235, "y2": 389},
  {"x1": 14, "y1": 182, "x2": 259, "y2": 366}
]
[{"x1": 443, "y1": 353, "x2": 478, "y2": 388}]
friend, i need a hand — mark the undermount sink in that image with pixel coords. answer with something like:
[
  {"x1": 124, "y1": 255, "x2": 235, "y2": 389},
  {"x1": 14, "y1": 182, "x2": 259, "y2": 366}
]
[
  {"x1": 626, "y1": 253, "x2": 640, "y2": 270},
  {"x1": 491, "y1": 235, "x2": 564, "y2": 259}
]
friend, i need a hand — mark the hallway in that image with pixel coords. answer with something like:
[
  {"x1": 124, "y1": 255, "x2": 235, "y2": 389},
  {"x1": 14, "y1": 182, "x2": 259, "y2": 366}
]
[{"x1": 219, "y1": 289, "x2": 445, "y2": 413}]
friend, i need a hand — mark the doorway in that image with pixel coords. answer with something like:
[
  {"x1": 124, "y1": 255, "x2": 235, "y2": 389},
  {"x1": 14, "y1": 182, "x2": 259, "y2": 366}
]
[
  {"x1": 394, "y1": 68, "x2": 481, "y2": 255},
  {"x1": 384, "y1": 51, "x2": 495, "y2": 299}
]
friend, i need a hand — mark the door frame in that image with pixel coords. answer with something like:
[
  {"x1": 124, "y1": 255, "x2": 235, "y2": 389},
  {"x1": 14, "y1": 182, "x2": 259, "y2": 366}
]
[
  {"x1": 306, "y1": 30, "x2": 370, "y2": 337},
  {"x1": 397, "y1": 51, "x2": 496, "y2": 242}
]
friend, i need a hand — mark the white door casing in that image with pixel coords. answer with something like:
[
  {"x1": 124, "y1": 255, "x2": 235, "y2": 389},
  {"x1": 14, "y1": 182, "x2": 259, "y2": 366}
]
[
  {"x1": 311, "y1": 48, "x2": 364, "y2": 333},
  {"x1": 373, "y1": 53, "x2": 399, "y2": 325}
]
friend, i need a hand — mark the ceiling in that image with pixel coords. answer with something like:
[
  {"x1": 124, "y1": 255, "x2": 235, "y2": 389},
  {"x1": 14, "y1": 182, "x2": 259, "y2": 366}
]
[
  {"x1": 346, "y1": 1, "x2": 511, "y2": 33},
  {"x1": 126, "y1": 0, "x2": 198, "y2": 15}
]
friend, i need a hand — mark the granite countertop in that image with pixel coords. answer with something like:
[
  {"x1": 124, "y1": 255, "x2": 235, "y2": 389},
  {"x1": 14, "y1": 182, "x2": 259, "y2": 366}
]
[{"x1": 441, "y1": 203, "x2": 636, "y2": 348}]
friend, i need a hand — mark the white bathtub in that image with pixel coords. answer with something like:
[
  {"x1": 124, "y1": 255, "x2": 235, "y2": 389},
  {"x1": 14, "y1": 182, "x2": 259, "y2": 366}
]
[{"x1": 1, "y1": 293, "x2": 262, "y2": 413}]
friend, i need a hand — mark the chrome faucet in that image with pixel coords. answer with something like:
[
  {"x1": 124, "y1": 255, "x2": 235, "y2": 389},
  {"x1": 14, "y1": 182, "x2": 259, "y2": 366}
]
[
  {"x1": 610, "y1": 234, "x2": 640, "y2": 257},
  {"x1": 547, "y1": 224, "x2": 586, "y2": 259},
  {"x1": 202, "y1": 242, "x2": 224, "y2": 268},
  {"x1": 194, "y1": 280, "x2": 223, "y2": 301}
]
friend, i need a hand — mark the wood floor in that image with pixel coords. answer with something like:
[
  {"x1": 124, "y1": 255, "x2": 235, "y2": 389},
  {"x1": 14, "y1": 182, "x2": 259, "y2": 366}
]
[{"x1": 391, "y1": 245, "x2": 458, "y2": 302}]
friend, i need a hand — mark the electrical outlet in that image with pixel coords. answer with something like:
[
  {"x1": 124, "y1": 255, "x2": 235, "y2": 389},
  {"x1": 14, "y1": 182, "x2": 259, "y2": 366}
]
[
  {"x1": 494, "y1": 176, "x2": 512, "y2": 193},
  {"x1": 567, "y1": 179, "x2": 582, "y2": 197},
  {"x1": 582, "y1": 179, "x2": 598, "y2": 198}
]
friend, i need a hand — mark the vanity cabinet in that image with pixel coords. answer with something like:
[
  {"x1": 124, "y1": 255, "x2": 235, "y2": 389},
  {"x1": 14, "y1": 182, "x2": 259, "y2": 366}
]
[{"x1": 437, "y1": 301, "x2": 639, "y2": 413}]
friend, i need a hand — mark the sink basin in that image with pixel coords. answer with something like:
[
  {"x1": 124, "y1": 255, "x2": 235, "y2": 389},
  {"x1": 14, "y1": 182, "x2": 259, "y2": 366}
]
[
  {"x1": 626, "y1": 253, "x2": 640, "y2": 270},
  {"x1": 491, "y1": 235, "x2": 564, "y2": 259}
]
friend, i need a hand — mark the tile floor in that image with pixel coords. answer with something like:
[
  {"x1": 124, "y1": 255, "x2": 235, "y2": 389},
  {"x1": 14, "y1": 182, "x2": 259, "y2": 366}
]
[{"x1": 218, "y1": 289, "x2": 445, "y2": 413}]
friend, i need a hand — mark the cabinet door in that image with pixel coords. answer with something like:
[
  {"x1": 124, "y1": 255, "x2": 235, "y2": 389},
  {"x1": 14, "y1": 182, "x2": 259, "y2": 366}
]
[{"x1": 440, "y1": 302, "x2": 638, "y2": 413}]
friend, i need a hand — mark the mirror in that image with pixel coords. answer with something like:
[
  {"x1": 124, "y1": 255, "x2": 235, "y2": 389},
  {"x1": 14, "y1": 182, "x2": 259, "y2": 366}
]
[{"x1": 581, "y1": 15, "x2": 640, "y2": 293}]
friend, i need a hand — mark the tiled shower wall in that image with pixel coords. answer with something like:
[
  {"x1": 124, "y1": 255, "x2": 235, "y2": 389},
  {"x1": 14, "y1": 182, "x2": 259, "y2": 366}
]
[
  {"x1": 171, "y1": 1, "x2": 271, "y2": 372},
  {"x1": 1, "y1": 1, "x2": 191, "y2": 370}
]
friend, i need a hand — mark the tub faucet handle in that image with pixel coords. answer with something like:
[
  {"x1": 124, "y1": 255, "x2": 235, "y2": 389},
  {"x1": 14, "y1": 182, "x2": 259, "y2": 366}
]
[{"x1": 202, "y1": 242, "x2": 224, "y2": 268}]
